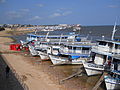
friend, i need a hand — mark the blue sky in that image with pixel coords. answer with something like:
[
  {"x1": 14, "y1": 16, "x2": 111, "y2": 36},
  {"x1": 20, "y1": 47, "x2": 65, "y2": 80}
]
[{"x1": 0, "y1": 0, "x2": 120, "y2": 25}]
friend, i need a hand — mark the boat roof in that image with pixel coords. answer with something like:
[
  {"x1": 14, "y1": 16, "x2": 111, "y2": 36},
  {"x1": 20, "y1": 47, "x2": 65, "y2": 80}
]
[
  {"x1": 91, "y1": 50, "x2": 113, "y2": 56},
  {"x1": 112, "y1": 54, "x2": 120, "y2": 60},
  {"x1": 61, "y1": 53, "x2": 90, "y2": 56},
  {"x1": 97, "y1": 39, "x2": 120, "y2": 45},
  {"x1": 27, "y1": 34, "x2": 78, "y2": 38},
  {"x1": 64, "y1": 43, "x2": 94, "y2": 47}
]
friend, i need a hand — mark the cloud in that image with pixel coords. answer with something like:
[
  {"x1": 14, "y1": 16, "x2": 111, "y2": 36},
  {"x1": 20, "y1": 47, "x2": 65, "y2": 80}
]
[
  {"x1": 36, "y1": 4, "x2": 44, "y2": 7},
  {"x1": 49, "y1": 11, "x2": 72, "y2": 18},
  {"x1": 6, "y1": 11, "x2": 24, "y2": 19},
  {"x1": 62, "y1": 11, "x2": 72, "y2": 16},
  {"x1": 108, "y1": 5, "x2": 120, "y2": 8},
  {"x1": 49, "y1": 13, "x2": 62, "y2": 18},
  {"x1": 20, "y1": 9, "x2": 30, "y2": 12},
  {"x1": 29, "y1": 16, "x2": 43, "y2": 21},
  {"x1": 6, "y1": 9, "x2": 29, "y2": 20},
  {"x1": 0, "y1": 0, "x2": 6, "y2": 3},
  {"x1": 57, "y1": 8, "x2": 71, "y2": 12}
]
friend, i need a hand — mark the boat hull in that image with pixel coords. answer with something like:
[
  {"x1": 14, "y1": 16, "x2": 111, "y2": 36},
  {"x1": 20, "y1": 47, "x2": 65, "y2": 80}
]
[
  {"x1": 49, "y1": 54, "x2": 85, "y2": 65},
  {"x1": 28, "y1": 45, "x2": 38, "y2": 56},
  {"x1": 83, "y1": 62, "x2": 104, "y2": 76},
  {"x1": 104, "y1": 76, "x2": 120, "y2": 90},
  {"x1": 38, "y1": 51, "x2": 50, "y2": 60}
]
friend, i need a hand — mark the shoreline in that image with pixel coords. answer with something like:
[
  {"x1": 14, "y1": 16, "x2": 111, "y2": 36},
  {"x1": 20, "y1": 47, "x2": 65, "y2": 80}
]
[{"x1": 0, "y1": 29, "x2": 105, "y2": 90}]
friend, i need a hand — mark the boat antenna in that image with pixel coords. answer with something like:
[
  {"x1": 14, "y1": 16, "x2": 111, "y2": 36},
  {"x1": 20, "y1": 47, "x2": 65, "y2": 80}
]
[
  {"x1": 102, "y1": 35, "x2": 105, "y2": 40},
  {"x1": 45, "y1": 32, "x2": 49, "y2": 41},
  {"x1": 111, "y1": 21, "x2": 117, "y2": 41},
  {"x1": 35, "y1": 28, "x2": 37, "y2": 35},
  {"x1": 59, "y1": 33, "x2": 63, "y2": 45}
]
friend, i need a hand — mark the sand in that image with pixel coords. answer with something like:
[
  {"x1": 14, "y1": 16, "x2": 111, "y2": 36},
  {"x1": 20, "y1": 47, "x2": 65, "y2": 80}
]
[{"x1": 0, "y1": 30, "x2": 66, "y2": 90}]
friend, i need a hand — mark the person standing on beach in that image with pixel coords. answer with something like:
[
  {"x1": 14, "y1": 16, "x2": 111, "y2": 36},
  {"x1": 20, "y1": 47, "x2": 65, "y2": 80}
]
[{"x1": 5, "y1": 66, "x2": 10, "y2": 78}]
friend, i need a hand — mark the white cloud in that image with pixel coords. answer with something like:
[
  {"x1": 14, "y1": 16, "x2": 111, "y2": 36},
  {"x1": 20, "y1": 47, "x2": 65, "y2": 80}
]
[
  {"x1": 20, "y1": 9, "x2": 30, "y2": 12},
  {"x1": 6, "y1": 11, "x2": 23, "y2": 19},
  {"x1": 29, "y1": 16, "x2": 43, "y2": 21},
  {"x1": 36, "y1": 4, "x2": 44, "y2": 7},
  {"x1": 62, "y1": 11, "x2": 72, "y2": 16},
  {"x1": 108, "y1": 5, "x2": 119, "y2": 8},
  {"x1": 49, "y1": 11, "x2": 72, "y2": 18},
  {"x1": 0, "y1": 0, "x2": 6, "y2": 3},
  {"x1": 6, "y1": 9, "x2": 29, "y2": 20},
  {"x1": 50, "y1": 13, "x2": 62, "y2": 18}
]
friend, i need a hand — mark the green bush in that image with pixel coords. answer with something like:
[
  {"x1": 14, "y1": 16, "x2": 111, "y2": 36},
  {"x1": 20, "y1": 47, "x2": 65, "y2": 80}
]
[{"x1": 0, "y1": 27, "x2": 5, "y2": 31}]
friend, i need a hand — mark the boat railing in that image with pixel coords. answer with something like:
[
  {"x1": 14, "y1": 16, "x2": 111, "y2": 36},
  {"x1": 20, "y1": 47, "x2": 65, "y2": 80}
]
[
  {"x1": 92, "y1": 46, "x2": 120, "y2": 54},
  {"x1": 59, "y1": 49, "x2": 90, "y2": 54}
]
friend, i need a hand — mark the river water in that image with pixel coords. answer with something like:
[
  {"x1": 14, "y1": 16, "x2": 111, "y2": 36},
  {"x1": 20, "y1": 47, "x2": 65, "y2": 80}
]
[{"x1": 12, "y1": 25, "x2": 120, "y2": 90}]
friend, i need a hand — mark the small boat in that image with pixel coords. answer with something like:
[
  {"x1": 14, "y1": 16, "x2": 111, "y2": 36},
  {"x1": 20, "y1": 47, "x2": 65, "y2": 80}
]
[
  {"x1": 28, "y1": 41, "x2": 41, "y2": 56},
  {"x1": 37, "y1": 42, "x2": 50, "y2": 60}
]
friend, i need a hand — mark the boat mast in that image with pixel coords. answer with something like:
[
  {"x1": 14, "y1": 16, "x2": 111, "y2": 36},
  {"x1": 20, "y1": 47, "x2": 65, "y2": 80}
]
[
  {"x1": 111, "y1": 22, "x2": 117, "y2": 41},
  {"x1": 59, "y1": 34, "x2": 63, "y2": 45},
  {"x1": 35, "y1": 28, "x2": 37, "y2": 35},
  {"x1": 45, "y1": 32, "x2": 49, "y2": 41}
]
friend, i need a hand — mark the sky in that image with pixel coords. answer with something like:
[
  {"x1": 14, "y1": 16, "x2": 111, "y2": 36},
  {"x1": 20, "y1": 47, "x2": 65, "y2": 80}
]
[{"x1": 0, "y1": 0, "x2": 120, "y2": 25}]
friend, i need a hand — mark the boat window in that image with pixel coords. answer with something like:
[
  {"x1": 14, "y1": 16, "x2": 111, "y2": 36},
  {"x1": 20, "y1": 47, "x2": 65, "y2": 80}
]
[
  {"x1": 53, "y1": 48, "x2": 59, "y2": 50},
  {"x1": 76, "y1": 47, "x2": 81, "y2": 50},
  {"x1": 118, "y1": 45, "x2": 120, "y2": 50},
  {"x1": 115, "y1": 44, "x2": 118, "y2": 49},
  {"x1": 68, "y1": 46, "x2": 72, "y2": 49},
  {"x1": 90, "y1": 52, "x2": 96, "y2": 61},
  {"x1": 113, "y1": 59, "x2": 118, "y2": 70},
  {"x1": 73, "y1": 47, "x2": 76, "y2": 50},
  {"x1": 118, "y1": 75, "x2": 120, "y2": 78},
  {"x1": 99, "y1": 42, "x2": 107, "y2": 46},
  {"x1": 82, "y1": 47, "x2": 89, "y2": 50},
  {"x1": 108, "y1": 56, "x2": 112, "y2": 60},
  {"x1": 108, "y1": 43, "x2": 113, "y2": 48}
]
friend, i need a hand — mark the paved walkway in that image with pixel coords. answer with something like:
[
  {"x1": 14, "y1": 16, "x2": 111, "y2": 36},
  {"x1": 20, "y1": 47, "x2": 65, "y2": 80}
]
[{"x1": 0, "y1": 55, "x2": 24, "y2": 90}]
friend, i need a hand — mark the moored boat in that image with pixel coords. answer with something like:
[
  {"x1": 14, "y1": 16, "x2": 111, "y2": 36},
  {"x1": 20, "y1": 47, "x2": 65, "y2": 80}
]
[
  {"x1": 104, "y1": 56, "x2": 120, "y2": 90},
  {"x1": 83, "y1": 39, "x2": 120, "y2": 76},
  {"x1": 48, "y1": 42, "x2": 94, "y2": 65}
]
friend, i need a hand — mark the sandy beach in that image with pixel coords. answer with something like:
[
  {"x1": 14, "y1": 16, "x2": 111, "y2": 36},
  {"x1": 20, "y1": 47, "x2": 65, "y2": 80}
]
[{"x1": 0, "y1": 29, "x2": 66, "y2": 90}]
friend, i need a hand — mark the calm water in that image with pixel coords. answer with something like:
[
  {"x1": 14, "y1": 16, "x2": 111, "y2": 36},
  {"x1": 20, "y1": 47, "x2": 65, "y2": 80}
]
[
  {"x1": 14, "y1": 25, "x2": 120, "y2": 43},
  {"x1": 13, "y1": 25, "x2": 120, "y2": 90}
]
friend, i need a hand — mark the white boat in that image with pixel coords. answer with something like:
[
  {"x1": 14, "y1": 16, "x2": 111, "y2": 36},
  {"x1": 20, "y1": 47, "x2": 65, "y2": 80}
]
[
  {"x1": 83, "y1": 22, "x2": 120, "y2": 76},
  {"x1": 48, "y1": 42, "x2": 93, "y2": 65},
  {"x1": 83, "y1": 39, "x2": 120, "y2": 76},
  {"x1": 22, "y1": 32, "x2": 81, "y2": 43},
  {"x1": 104, "y1": 56, "x2": 120, "y2": 90},
  {"x1": 38, "y1": 50, "x2": 50, "y2": 60},
  {"x1": 104, "y1": 73, "x2": 120, "y2": 90},
  {"x1": 28, "y1": 44, "x2": 39, "y2": 56}
]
